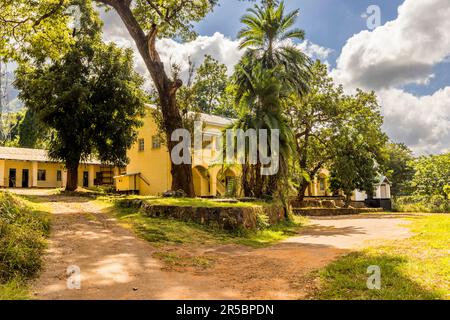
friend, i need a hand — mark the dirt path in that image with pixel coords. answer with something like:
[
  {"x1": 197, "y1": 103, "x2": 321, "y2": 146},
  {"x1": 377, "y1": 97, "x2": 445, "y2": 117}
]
[{"x1": 13, "y1": 189, "x2": 411, "y2": 300}]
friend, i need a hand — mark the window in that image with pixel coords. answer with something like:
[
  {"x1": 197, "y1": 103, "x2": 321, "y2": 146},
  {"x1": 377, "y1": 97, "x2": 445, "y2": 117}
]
[
  {"x1": 319, "y1": 178, "x2": 325, "y2": 191},
  {"x1": 152, "y1": 135, "x2": 161, "y2": 149},
  {"x1": 202, "y1": 136, "x2": 212, "y2": 150},
  {"x1": 57, "y1": 170, "x2": 62, "y2": 182},
  {"x1": 138, "y1": 138, "x2": 145, "y2": 152},
  {"x1": 38, "y1": 170, "x2": 46, "y2": 181}
]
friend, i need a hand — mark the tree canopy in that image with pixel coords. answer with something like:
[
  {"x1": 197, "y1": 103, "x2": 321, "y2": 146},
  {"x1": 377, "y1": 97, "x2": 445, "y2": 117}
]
[
  {"x1": 14, "y1": 5, "x2": 146, "y2": 190},
  {"x1": 410, "y1": 153, "x2": 450, "y2": 198}
]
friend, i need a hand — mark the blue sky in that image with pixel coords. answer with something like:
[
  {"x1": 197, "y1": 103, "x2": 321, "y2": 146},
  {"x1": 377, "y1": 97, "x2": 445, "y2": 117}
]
[
  {"x1": 194, "y1": 0, "x2": 449, "y2": 97},
  {"x1": 5, "y1": 0, "x2": 450, "y2": 154}
]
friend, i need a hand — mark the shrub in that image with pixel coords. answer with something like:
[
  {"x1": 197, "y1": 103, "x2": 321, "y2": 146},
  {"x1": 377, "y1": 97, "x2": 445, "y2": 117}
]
[
  {"x1": 0, "y1": 192, "x2": 49, "y2": 283},
  {"x1": 393, "y1": 195, "x2": 450, "y2": 213}
]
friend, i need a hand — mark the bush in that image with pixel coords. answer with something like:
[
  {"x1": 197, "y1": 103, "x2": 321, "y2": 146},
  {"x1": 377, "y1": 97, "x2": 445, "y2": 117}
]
[
  {"x1": 0, "y1": 192, "x2": 49, "y2": 283},
  {"x1": 393, "y1": 195, "x2": 450, "y2": 213}
]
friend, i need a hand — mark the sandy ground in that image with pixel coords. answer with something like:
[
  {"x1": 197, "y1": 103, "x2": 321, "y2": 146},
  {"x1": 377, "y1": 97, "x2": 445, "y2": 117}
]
[{"x1": 7, "y1": 189, "x2": 411, "y2": 300}]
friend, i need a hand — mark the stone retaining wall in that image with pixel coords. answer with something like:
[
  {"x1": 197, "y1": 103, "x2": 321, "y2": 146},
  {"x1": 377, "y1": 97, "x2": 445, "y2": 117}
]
[{"x1": 119, "y1": 199, "x2": 286, "y2": 230}]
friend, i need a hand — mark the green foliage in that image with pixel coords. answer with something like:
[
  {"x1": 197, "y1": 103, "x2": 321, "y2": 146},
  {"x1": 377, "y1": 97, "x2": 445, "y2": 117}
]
[
  {"x1": 444, "y1": 185, "x2": 450, "y2": 200},
  {"x1": 14, "y1": 6, "x2": 146, "y2": 180},
  {"x1": 383, "y1": 142, "x2": 415, "y2": 196},
  {"x1": 236, "y1": 1, "x2": 311, "y2": 96},
  {"x1": 0, "y1": 192, "x2": 49, "y2": 289},
  {"x1": 176, "y1": 55, "x2": 236, "y2": 118},
  {"x1": 232, "y1": 0, "x2": 312, "y2": 200},
  {"x1": 410, "y1": 153, "x2": 450, "y2": 197},
  {"x1": 130, "y1": 0, "x2": 217, "y2": 41},
  {"x1": 328, "y1": 90, "x2": 388, "y2": 203},
  {"x1": 0, "y1": 0, "x2": 74, "y2": 62},
  {"x1": 232, "y1": 63, "x2": 294, "y2": 198},
  {"x1": 394, "y1": 195, "x2": 450, "y2": 213},
  {"x1": 17, "y1": 109, "x2": 51, "y2": 148},
  {"x1": 193, "y1": 55, "x2": 231, "y2": 115},
  {"x1": 288, "y1": 61, "x2": 343, "y2": 197}
]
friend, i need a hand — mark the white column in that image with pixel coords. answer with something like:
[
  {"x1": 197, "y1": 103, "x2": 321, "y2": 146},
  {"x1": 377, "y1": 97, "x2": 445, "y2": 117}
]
[
  {"x1": 88, "y1": 165, "x2": 95, "y2": 187},
  {"x1": 32, "y1": 161, "x2": 38, "y2": 188},
  {"x1": 62, "y1": 169, "x2": 67, "y2": 188},
  {"x1": 313, "y1": 177, "x2": 318, "y2": 196},
  {"x1": 0, "y1": 160, "x2": 5, "y2": 187}
]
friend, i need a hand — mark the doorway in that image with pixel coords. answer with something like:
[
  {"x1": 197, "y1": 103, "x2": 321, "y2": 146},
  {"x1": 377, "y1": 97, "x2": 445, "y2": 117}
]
[
  {"x1": 83, "y1": 171, "x2": 89, "y2": 188},
  {"x1": 22, "y1": 169, "x2": 29, "y2": 188},
  {"x1": 9, "y1": 169, "x2": 16, "y2": 188}
]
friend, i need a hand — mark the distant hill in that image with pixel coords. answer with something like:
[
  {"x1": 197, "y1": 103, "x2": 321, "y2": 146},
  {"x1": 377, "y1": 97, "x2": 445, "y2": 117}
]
[{"x1": 1, "y1": 71, "x2": 24, "y2": 113}]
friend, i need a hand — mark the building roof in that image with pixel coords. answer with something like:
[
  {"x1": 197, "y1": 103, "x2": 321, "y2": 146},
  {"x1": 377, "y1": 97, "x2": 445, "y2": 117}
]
[
  {"x1": 376, "y1": 175, "x2": 391, "y2": 186},
  {"x1": 0, "y1": 146, "x2": 102, "y2": 165},
  {"x1": 145, "y1": 104, "x2": 234, "y2": 127}
]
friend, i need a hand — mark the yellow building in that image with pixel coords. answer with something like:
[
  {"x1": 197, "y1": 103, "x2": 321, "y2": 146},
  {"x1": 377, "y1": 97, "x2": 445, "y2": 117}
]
[
  {"x1": 0, "y1": 146, "x2": 114, "y2": 189},
  {"x1": 115, "y1": 107, "x2": 240, "y2": 197}
]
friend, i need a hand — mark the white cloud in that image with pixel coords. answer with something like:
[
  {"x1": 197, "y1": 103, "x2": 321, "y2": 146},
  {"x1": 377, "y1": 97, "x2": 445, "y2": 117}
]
[
  {"x1": 332, "y1": 0, "x2": 450, "y2": 90},
  {"x1": 379, "y1": 87, "x2": 450, "y2": 155},
  {"x1": 296, "y1": 40, "x2": 333, "y2": 61},
  {"x1": 156, "y1": 33, "x2": 243, "y2": 78},
  {"x1": 329, "y1": 0, "x2": 450, "y2": 155},
  {"x1": 99, "y1": 8, "x2": 331, "y2": 83}
]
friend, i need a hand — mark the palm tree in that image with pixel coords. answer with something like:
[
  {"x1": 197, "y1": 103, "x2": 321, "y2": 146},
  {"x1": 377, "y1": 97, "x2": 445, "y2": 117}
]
[
  {"x1": 232, "y1": 61, "x2": 294, "y2": 198},
  {"x1": 237, "y1": 1, "x2": 311, "y2": 96}
]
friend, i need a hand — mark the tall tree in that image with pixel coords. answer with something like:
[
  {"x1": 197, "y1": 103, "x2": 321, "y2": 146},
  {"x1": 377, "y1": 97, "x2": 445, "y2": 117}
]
[
  {"x1": 176, "y1": 55, "x2": 236, "y2": 118},
  {"x1": 192, "y1": 55, "x2": 232, "y2": 116},
  {"x1": 14, "y1": 4, "x2": 146, "y2": 191},
  {"x1": 236, "y1": 0, "x2": 311, "y2": 95},
  {"x1": 329, "y1": 131, "x2": 379, "y2": 207},
  {"x1": 383, "y1": 142, "x2": 415, "y2": 196},
  {"x1": 232, "y1": 0, "x2": 310, "y2": 200},
  {"x1": 328, "y1": 91, "x2": 388, "y2": 205},
  {"x1": 2, "y1": 0, "x2": 220, "y2": 197},
  {"x1": 233, "y1": 62, "x2": 293, "y2": 199},
  {"x1": 288, "y1": 61, "x2": 344, "y2": 201}
]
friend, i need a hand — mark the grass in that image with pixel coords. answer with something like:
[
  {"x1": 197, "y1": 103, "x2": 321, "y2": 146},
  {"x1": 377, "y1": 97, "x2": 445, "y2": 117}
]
[
  {"x1": 312, "y1": 213, "x2": 450, "y2": 300},
  {"x1": 0, "y1": 192, "x2": 50, "y2": 300},
  {"x1": 98, "y1": 198, "x2": 307, "y2": 248},
  {"x1": 100, "y1": 195, "x2": 272, "y2": 208}
]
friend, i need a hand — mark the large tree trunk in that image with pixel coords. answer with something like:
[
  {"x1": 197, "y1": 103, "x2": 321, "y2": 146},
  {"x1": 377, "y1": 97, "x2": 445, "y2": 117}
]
[
  {"x1": 111, "y1": 1, "x2": 195, "y2": 197},
  {"x1": 344, "y1": 193, "x2": 352, "y2": 208},
  {"x1": 66, "y1": 161, "x2": 79, "y2": 192},
  {"x1": 297, "y1": 180, "x2": 310, "y2": 202}
]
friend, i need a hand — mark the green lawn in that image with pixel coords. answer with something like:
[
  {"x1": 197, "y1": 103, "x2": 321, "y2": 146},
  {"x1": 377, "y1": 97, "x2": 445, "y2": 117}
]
[
  {"x1": 0, "y1": 192, "x2": 50, "y2": 300},
  {"x1": 104, "y1": 195, "x2": 272, "y2": 208},
  {"x1": 312, "y1": 214, "x2": 450, "y2": 300},
  {"x1": 99, "y1": 198, "x2": 307, "y2": 248}
]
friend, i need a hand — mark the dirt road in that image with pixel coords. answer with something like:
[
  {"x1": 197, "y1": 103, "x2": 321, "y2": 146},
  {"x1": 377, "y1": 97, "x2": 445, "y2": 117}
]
[{"x1": 11, "y1": 189, "x2": 411, "y2": 300}]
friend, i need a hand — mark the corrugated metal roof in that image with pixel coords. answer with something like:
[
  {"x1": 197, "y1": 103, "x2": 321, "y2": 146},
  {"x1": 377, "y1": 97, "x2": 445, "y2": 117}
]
[{"x1": 0, "y1": 146, "x2": 101, "y2": 165}]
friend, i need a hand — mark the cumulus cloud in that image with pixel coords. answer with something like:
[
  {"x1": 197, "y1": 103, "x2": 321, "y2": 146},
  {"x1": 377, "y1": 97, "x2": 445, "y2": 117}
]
[
  {"x1": 99, "y1": 8, "x2": 331, "y2": 82},
  {"x1": 296, "y1": 40, "x2": 333, "y2": 61},
  {"x1": 379, "y1": 87, "x2": 450, "y2": 155},
  {"x1": 332, "y1": 0, "x2": 450, "y2": 90},
  {"x1": 329, "y1": 0, "x2": 450, "y2": 154}
]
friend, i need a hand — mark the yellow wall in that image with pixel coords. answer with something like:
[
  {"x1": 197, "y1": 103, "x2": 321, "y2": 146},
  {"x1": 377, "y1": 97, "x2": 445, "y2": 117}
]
[
  {"x1": 122, "y1": 110, "x2": 241, "y2": 197},
  {"x1": 0, "y1": 159, "x2": 102, "y2": 189},
  {"x1": 125, "y1": 111, "x2": 172, "y2": 195}
]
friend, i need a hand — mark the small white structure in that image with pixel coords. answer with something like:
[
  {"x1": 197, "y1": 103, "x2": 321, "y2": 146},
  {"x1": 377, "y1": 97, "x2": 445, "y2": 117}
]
[{"x1": 354, "y1": 176, "x2": 391, "y2": 201}]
